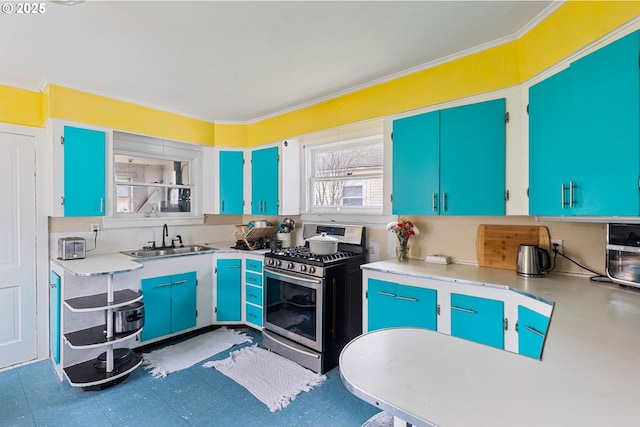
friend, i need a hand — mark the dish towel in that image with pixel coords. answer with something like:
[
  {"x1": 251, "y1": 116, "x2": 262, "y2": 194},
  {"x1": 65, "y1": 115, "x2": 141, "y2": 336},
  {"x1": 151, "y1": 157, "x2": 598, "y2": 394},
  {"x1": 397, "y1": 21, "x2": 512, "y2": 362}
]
[
  {"x1": 142, "y1": 327, "x2": 252, "y2": 378},
  {"x1": 204, "y1": 345, "x2": 326, "y2": 411}
]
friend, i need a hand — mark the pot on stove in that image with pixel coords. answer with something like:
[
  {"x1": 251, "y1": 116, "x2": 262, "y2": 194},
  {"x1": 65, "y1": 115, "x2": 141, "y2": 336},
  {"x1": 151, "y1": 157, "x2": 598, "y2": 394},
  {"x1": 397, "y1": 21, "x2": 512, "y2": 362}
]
[{"x1": 306, "y1": 233, "x2": 340, "y2": 255}]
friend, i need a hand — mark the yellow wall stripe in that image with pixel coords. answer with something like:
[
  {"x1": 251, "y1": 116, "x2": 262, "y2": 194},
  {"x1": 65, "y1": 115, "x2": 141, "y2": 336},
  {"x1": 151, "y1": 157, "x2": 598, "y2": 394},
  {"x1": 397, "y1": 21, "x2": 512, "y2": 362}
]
[{"x1": 0, "y1": 84, "x2": 42, "y2": 127}]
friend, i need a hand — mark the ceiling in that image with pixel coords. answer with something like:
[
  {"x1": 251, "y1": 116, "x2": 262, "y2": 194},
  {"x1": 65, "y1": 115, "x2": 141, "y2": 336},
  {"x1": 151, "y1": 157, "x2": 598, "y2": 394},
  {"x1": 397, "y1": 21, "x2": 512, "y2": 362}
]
[{"x1": 1, "y1": 1, "x2": 558, "y2": 123}]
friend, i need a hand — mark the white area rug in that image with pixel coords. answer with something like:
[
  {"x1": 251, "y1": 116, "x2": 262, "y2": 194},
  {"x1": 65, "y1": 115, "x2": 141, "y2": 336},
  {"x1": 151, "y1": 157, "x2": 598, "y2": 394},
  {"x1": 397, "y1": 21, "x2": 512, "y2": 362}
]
[
  {"x1": 203, "y1": 345, "x2": 326, "y2": 412},
  {"x1": 142, "y1": 327, "x2": 252, "y2": 378}
]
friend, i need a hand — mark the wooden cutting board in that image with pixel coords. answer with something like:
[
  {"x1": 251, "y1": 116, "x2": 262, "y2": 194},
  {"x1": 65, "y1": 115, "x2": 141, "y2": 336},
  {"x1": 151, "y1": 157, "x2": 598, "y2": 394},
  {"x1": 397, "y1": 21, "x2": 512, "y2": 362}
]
[{"x1": 476, "y1": 225, "x2": 551, "y2": 270}]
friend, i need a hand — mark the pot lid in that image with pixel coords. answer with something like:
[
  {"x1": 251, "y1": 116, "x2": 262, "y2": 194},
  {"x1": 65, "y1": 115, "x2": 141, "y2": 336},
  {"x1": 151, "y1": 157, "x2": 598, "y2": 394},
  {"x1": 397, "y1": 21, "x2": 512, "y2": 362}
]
[{"x1": 306, "y1": 232, "x2": 340, "y2": 243}]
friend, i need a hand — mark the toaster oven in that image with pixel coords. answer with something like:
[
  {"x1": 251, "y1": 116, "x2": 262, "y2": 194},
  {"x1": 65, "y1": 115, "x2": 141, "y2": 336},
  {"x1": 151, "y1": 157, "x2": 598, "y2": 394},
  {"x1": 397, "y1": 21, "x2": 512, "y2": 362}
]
[{"x1": 606, "y1": 224, "x2": 640, "y2": 289}]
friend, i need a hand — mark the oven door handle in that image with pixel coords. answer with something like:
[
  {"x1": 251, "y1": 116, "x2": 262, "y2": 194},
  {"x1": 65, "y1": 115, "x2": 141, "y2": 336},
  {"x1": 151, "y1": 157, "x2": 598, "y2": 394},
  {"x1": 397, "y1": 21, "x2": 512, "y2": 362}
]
[{"x1": 264, "y1": 269, "x2": 323, "y2": 287}]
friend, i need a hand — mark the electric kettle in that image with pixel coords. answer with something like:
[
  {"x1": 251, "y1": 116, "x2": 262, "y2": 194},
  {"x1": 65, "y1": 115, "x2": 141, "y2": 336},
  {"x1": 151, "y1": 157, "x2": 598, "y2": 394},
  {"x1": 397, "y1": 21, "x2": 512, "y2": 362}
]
[{"x1": 516, "y1": 244, "x2": 551, "y2": 277}]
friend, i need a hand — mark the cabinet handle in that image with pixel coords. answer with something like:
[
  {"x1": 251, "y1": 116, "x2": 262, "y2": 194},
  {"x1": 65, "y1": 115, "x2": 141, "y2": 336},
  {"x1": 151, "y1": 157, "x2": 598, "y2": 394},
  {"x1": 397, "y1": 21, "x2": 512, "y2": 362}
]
[
  {"x1": 173, "y1": 279, "x2": 188, "y2": 285},
  {"x1": 248, "y1": 313, "x2": 257, "y2": 319},
  {"x1": 432, "y1": 193, "x2": 438, "y2": 211},
  {"x1": 155, "y1": 282, "x2": 173, "y2": 287},
  {"x1": 442, "y1": 193, "x2": 447, "y2": 211},
  {"x1": 396, "y1": 295, "x2": 418, "y2": 302},
  {"x1": 523, "y1": 324, "x2": 545, "y2": 338},
  {"x1": 451, "y1": 305, "x2": 476, "y2": 314},
  {"x1": 561, "y1": 183, "x2": 566, "y2": 209},
  {"x1": 100, "y1": 197, "x2": 104, "y2": 213},
  {"x1": 248, "y1": 293, "x2": 258, "y2": 298},
  {"x1": 226, "y1": 265, "x2": 241, "y2": 269},
  {"x1": 221, "y1": 200, "x2": 224, "y2": 212},
  {"x1": 569, "y1": 181, "x2": 576, "y2": 208},
  {"x1": 377, "y1": 291, "x2": 396, "y2": 298}
]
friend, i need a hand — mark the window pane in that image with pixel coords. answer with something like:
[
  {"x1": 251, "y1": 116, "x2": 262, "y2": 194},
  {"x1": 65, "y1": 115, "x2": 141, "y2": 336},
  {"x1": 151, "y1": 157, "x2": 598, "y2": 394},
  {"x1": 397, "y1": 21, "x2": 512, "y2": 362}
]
[
  {"x1": 115, "y1": 155, "x2": 190, "y2": 186},
  {"x1": 315, "y1": 145, "x2": 383, "y2": 178},
  {"x1": 313, "y1": 178, "x2": 382, "y2": 208},
  {"x1": 116, "y1": 185, "x2": 191, "y2": 213}
]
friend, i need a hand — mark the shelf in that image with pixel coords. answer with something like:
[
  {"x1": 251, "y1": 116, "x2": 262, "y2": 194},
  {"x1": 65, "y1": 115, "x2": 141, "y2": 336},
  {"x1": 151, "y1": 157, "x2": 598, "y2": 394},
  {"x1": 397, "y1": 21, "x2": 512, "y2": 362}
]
[
  {"x1": 64, "y1": 289, "x2": 142, "y2": 313},
  {"x1": 64, "y1": 325, "x2": 142, "y2": 349},
  {"x1": 64, "y1": 351, "x2": 142, "y2": 388}
]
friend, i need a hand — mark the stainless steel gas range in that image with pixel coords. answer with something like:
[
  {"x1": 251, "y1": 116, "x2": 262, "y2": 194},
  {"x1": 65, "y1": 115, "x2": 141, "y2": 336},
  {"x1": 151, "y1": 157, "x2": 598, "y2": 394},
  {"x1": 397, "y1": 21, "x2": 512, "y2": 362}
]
[{"x1": 262, "y1": 223, "x2": 366, "y2": 373}]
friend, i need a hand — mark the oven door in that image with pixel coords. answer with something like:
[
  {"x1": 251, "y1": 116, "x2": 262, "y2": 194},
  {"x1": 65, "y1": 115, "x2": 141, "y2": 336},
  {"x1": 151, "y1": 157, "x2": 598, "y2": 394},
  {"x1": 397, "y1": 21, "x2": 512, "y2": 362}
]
[{"x1": 263, "y1": 267, "x2": 323, "y2": 352}]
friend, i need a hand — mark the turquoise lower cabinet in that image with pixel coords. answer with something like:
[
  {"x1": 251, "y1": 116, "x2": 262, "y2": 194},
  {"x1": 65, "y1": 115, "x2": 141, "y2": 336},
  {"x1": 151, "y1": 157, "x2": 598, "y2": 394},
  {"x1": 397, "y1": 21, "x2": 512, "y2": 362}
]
[
  {"x1": 244, "y1": 257, "x2": 263, "y2": 329},
  {"x1": 451, "y1": 293, "x2": 504, "y2": 349},
  {"x1": 245, "y1": 302, "x2": 263, "y2": 327},
  {"x1": 63, "y1": 126, "x2": 106, "y2": 216},
  {"x1": 216, "y1": 259, "x2": 242, "y2": 321},
  {"x1": 517, "y1": 305, "x2": 551, "y2": 359},
  {"x1": 368, "y1": 279, "x2": 438, "y2": 331},
  {"x1": 141, "y1": 271, "x2": 197, "y2": 341},
  {"x1": 49, "y1": 271, "x2": 61, "y2": 364}
]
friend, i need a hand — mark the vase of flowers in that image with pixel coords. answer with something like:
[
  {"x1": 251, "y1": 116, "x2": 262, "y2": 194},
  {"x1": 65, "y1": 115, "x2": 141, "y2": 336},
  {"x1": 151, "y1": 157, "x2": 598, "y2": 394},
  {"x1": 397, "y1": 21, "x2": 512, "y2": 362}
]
[{"x1": 386, "y1": 218, "x2": 419, "y2": 262}]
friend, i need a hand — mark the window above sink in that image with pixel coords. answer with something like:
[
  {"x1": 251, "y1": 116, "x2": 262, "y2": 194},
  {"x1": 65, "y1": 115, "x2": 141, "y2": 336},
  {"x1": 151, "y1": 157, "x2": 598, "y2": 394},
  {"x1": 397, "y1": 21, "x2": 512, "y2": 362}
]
[{"x1": 105, "y1": 131, "x2": 205, "y2": 228}]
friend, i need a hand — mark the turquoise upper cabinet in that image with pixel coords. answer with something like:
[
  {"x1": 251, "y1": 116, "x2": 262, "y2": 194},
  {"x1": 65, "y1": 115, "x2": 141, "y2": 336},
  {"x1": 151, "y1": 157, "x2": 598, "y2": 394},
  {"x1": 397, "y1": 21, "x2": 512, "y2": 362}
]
[
  {"x1": 219, "y1": 151, "x2": 244, "y2": 214},
  {"x1": 392, "y1": 111, "x2": 440, "y2": 214},
  {"x1": 569, "y1": 31, "x2": 640, "y2": 215},
  {"x1": 63, "y1": 126, "x2": 106, "y2": 216},
  {"x1": 451, "y1": 293, "x2": 504, "y2": 349},
  {"x1": 392, "y1": 98, "x2": 506, "y2": 215},
  {"x1": 529, "y1": 30, "x2": 640, "y2": 216},
  {"x1": 440, "y1": 99, "x2": 506, "y2": 215},
  {"x1": 251, "y1": 146, "x2": 279, "y2": 215},
  {"x1": 529, "y1": 68, "x2": 573, "y2": 216}
]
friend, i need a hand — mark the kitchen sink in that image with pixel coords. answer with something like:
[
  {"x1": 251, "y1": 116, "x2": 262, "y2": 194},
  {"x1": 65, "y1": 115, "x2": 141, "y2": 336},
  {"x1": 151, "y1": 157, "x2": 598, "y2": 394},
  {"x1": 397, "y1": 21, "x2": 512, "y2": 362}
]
[{"x1": 121, "y1": 244, "x2": 217, "y2": 259}]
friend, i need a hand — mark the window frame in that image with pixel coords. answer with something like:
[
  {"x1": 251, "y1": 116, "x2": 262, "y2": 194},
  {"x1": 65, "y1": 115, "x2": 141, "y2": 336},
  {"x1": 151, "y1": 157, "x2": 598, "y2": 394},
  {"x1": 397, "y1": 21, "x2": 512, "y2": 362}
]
[
  {"x1": 105, "y1": 131, "x2": 204, "y2": 227},
  {"x1": 305, "y1": 133, "x2": 384, "y2": 215}
]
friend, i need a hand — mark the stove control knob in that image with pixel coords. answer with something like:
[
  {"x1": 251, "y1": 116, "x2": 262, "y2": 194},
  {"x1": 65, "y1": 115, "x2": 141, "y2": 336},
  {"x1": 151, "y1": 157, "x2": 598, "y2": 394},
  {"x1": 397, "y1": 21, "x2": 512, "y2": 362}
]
[
  {"x1": 267, "y1": 258, "x2": 274, "y2": 265},
  {"x1": 276, "y1": 260, "x2": 282, "y2": 266},
  {"x1": 287, "y1": 262, "x2": 294, "y2": 269},
  {"x1": 300, "y1": 265, "x2": 307, "y2": 272},
  {"x1": 309, "y1": 266, "x2": 316, "y2": 274}
]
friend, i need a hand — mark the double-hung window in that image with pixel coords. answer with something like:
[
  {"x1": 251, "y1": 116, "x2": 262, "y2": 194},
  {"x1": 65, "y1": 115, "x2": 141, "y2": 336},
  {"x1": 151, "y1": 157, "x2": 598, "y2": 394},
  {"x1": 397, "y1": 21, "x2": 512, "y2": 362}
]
[{"x1": 305, "y1": 121, "x2": 384, "y2": 214}]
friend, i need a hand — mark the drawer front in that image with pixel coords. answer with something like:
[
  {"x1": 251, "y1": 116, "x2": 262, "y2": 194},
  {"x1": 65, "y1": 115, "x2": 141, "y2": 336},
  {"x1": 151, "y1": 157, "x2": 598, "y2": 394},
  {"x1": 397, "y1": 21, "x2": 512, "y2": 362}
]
[
  {"x1": 245, "y1": 303, "x2": 263, "y2": 327},
  {"x1": 245, "y1": 284, "x2": 262, "y2": 306},
  {"x1": 245, "y1": 271, "x2": 263, "y2": 287},
  {"x1": 246, "y1": 259, "x2": 263, "y2": 273},
  {"x1": 451, "y1": 293, "x2": 504, "y2": 349}
]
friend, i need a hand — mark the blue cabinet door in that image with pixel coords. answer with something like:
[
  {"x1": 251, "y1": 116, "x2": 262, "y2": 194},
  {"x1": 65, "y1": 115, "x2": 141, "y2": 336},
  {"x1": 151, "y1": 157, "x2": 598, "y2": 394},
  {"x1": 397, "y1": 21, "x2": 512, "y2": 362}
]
[
  {"x1": 49, "y1": 271, "x2": 61, "y2": 364},
  {"x1": 219, "y1": 151, "x2": 244, "y2": 214},
  {"x1": 395, "y1": 284, "x2": 438, "y2": 330},
  {"x1": 529, "y1": 67, "x2": 573, "y2": 216},
  {"x1": 217, "y1": 259, "x2": 242, "y2": 321},
  {"x1": 569, "y1": 30, "x2": 640, "y2": 215},
  {"x1": 141, "y1": 275, "x2": 173, "y2": 341},
  {"x1": 392, "y1": 111, "x2": 440, "y2": 215},
  {"x1": 170, "y1": 271, "x2": 197, "y2": 333},
  {"x1": 63, "y1": 126, "x2": 106, "y2": 216},
  {"x1": 367, "y1": 279, "x2": 398, "y2": 331},
  {"x1": 451, "y1": 293, "x2": 504, "y2": 349},
  {"x1": 440, "y1": 98, "x2": 506, "y2": 215},
  {"x1": 518, "y1": 305, "x2": 550, "y2": 359},
  {"x1": 251, "y1": 147, "x2": 279, "y2": 215}
]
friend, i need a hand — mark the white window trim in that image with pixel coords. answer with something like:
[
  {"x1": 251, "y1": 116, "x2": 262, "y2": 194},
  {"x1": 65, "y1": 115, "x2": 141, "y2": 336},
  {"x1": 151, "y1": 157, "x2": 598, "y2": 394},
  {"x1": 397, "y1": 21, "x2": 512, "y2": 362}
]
[
  {"x1": 303, "y1": 120, "x2": 385, "y2": 216},
  {"x1": 104, "y1": 131, "x2": 205, "y2": 229}
]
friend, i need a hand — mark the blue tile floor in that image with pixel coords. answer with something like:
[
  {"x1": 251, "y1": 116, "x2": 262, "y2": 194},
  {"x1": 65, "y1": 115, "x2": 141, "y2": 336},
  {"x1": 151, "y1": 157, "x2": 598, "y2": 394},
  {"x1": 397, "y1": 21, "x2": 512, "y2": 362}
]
[{"x1": 0, "y1": 329, "x2": 380, "y2": 427}]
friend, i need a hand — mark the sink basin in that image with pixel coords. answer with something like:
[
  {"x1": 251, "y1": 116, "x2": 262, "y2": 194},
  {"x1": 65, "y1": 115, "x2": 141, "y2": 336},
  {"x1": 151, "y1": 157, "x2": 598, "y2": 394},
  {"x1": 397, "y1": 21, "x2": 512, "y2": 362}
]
[{"x1": 121, "y1": 244, "x2": 216, "y2": 259}]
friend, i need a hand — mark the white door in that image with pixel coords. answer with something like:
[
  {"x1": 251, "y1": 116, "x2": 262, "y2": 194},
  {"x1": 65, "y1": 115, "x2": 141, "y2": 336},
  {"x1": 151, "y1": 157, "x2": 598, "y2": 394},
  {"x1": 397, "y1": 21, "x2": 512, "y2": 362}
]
[{"x1": 0, "y1": 131, "x2": 37, "y2": 368}]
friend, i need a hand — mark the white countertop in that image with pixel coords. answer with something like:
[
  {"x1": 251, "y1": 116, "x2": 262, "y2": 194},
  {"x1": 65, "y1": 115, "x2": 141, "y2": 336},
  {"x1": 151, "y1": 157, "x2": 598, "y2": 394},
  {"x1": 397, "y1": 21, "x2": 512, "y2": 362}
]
[
  {"x1": 51, "y1": 253, "x2": 144, "y2": 276},
  {"x1": 343, "y1": 260, "x2": 640, "y2": 426}
]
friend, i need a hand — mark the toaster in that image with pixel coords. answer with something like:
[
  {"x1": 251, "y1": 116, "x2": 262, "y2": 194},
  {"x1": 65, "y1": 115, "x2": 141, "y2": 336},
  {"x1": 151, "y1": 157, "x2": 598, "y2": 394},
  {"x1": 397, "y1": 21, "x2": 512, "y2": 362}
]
[{"x1": 58, "y1": 237, "x2": 86, "y2": 260}]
